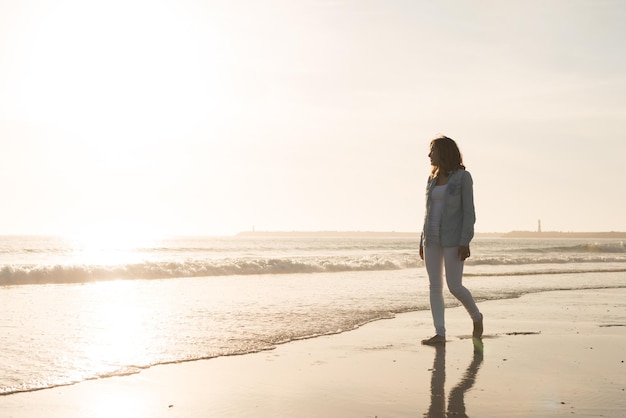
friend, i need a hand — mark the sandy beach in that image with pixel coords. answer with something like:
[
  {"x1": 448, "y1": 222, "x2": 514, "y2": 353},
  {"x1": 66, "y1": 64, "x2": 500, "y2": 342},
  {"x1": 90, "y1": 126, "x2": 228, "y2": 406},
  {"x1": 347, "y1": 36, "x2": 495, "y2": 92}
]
[{"x1": 2, "y1": 288, "x2": 625, "y2": 418}]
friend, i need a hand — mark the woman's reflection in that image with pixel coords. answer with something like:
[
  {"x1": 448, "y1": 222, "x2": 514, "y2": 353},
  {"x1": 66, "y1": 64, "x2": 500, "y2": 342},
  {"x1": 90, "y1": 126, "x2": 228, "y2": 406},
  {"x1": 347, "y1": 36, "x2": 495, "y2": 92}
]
[{"x1": 425, "y1": 339, "x2": 484, "y2": 418}]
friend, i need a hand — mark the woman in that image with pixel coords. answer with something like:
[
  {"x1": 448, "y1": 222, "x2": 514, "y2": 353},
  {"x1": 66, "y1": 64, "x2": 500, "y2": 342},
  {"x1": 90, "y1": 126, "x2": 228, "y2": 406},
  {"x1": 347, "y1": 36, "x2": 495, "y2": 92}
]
[{"x1": 419, "y1": 135, "x2": 483, "y2": 345}]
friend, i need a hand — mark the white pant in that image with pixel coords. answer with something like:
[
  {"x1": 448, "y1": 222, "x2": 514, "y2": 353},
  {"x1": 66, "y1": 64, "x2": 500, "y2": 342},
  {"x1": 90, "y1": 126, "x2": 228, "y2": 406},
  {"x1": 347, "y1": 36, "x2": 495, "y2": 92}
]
[{"x1": 424, "y1": 244, "x2": 481, "y2": 336}]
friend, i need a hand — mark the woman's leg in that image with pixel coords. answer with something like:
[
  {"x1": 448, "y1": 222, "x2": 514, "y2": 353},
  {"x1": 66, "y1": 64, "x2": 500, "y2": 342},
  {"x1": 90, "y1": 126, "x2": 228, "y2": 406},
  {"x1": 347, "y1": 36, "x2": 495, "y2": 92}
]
[
  {"x1": 443, "y1": 247, "x2": 482, "y2": 323},
  {"x1": 424, "y1": 245, "x2": 446, "y2": 336}
]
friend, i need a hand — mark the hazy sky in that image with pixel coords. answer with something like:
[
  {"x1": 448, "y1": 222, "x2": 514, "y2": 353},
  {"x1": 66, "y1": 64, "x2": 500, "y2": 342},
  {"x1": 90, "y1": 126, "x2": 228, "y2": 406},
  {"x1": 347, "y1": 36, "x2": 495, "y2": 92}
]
[{"x1": 1, "y1": 0, "x2": 625, "y2": 238}]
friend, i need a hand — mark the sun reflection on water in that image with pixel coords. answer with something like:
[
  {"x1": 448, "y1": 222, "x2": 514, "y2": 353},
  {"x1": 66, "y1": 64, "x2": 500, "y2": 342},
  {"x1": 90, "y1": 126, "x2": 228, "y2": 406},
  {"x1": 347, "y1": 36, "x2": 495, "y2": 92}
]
[{"x1": 77, "y1": 281, "x2": 154, "y2": 377}]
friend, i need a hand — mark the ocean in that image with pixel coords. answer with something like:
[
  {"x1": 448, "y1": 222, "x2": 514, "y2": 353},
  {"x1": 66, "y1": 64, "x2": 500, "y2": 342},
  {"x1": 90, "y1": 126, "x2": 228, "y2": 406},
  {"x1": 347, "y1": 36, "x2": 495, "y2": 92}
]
[{"x1": 1, "y1": 233, "x2": 625, "y2": 396}]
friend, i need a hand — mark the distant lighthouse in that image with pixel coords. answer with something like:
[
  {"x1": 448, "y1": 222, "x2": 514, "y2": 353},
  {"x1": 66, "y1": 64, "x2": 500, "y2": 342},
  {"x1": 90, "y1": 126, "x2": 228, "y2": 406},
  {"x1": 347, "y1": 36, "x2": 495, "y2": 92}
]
[{"x1": 538, "y1": 219, "x2": 542, "y2": 233}]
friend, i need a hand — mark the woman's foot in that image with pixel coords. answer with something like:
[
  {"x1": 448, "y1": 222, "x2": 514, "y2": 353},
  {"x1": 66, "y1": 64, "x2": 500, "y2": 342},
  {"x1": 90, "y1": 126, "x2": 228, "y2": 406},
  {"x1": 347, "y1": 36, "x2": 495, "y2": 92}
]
[
  {"x1": 473, "y1": 314, "x2": 484, "y2": 339},
  {"x1": 421, "y1": 335, "x2": 446, "y2": 345}
]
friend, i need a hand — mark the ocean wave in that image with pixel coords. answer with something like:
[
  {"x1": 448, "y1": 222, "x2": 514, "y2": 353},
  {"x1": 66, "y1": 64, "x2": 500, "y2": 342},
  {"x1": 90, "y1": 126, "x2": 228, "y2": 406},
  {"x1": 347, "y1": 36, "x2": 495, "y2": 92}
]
[
  {"x1": 3, "y1": 251, "x2": 626, "y2": 285},
  {"x1": 0, "y1": 256, "x2": 418, "y2": 286},
  {"x1": 467, "y1": 254, "x2": 626, "y2": 266},
  {"x1": 514, "y1": 242, "x2": 625, "y2": 254},
  {"x1": 465, "y1": 267, "x2": 626, "y2": 277}
]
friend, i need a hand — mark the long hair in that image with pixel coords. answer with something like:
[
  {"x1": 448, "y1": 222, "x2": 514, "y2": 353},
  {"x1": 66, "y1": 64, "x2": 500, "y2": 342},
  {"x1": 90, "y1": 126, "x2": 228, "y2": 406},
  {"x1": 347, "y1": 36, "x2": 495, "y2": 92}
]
[{"x1": 430, "y1": 135, "x2": 465, "y2": 179}]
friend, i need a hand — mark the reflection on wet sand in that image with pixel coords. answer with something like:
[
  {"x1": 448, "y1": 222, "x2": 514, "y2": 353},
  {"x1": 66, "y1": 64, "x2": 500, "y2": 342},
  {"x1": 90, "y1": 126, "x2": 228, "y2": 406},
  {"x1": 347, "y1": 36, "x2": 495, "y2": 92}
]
[{"x1": 425, "y1": 339, "x2": 484, "y2": 418}]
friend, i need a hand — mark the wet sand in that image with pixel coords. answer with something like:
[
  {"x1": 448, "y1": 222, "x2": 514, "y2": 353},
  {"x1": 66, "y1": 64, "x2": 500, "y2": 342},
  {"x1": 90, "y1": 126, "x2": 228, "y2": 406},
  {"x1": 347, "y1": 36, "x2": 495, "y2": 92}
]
[{"x1": 2, "y1": 288, "x2": 625, "y2": 417}]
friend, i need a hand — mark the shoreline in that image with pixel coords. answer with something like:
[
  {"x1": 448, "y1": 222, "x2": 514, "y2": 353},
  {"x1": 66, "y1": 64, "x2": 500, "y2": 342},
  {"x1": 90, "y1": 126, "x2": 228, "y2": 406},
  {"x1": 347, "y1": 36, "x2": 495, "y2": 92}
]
[{"x1": 2, "y1": 287, "x2": 625, "y2": 417}]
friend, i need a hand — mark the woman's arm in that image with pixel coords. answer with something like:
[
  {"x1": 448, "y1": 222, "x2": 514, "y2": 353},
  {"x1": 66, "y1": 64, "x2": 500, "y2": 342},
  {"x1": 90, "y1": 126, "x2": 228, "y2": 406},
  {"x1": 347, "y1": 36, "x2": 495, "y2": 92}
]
[{"x1": 459, "y1": 171, "x2": 476, "y2": 247}]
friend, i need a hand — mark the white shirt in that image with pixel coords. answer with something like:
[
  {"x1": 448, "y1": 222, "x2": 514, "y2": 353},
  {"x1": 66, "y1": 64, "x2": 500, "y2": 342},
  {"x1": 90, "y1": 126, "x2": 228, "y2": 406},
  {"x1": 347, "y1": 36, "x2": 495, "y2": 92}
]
[{"x1": 428, "y1": 185, "x2": 447, "y2": 237}]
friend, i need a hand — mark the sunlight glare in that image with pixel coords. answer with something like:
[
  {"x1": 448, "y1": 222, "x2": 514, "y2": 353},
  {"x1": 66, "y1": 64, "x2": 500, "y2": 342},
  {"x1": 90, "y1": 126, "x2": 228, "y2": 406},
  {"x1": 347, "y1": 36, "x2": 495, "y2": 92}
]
[
  {"x1": 80, "y1": 281, "x2": 150, "y2": 367},
  {"x1": 69, "y1": 219, "x2": 162, "y2": 265}
]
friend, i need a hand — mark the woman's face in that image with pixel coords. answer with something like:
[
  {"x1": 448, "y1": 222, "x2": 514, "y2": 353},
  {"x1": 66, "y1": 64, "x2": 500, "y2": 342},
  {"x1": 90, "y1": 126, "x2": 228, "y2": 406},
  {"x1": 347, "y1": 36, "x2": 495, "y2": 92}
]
[{"x1": 428, "y1": 145, "x2": 440, "y2": 166}]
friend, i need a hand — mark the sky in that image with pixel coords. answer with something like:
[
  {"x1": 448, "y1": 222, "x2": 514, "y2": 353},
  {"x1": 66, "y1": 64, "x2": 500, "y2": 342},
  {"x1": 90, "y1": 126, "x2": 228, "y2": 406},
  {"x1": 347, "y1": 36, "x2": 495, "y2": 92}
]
[{"x1": 1, "y1": 0, "x2": 625, "y2": 238}]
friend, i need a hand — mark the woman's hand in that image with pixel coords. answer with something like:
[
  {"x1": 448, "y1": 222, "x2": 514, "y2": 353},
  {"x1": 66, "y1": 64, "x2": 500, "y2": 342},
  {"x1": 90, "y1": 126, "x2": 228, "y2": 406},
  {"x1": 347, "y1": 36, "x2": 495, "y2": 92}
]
[{"x1": 458, "y1": 245, "x2": 471, "y2": 261}]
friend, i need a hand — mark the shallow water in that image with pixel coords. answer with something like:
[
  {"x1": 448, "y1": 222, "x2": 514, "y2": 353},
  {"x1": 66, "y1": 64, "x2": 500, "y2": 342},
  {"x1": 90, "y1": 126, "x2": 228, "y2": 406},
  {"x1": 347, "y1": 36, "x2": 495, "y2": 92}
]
[{"x1": 1, "y1": 235, "x2": 625, "y2": 395}]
